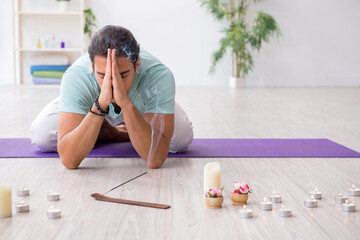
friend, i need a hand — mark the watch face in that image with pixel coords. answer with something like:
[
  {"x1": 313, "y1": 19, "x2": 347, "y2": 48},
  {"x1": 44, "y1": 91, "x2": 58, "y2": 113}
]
[{"x1": 112, "y1": 103, "x2": 122, "y2": 114}]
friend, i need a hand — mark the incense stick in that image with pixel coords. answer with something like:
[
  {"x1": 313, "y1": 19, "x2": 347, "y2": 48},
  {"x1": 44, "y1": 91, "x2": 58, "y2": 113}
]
[
  {"x1": 91, "y1": 193, "x2": 170, "y2": 209},
  {"x1": 101, "y1": 171, "x2": 148, "y2": 196}
]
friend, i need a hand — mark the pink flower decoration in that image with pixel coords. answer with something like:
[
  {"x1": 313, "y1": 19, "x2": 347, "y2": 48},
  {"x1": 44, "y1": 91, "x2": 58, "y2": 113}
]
[
  {"x1": 239, "y1": 183, "x2": 249, "y2": 194},
  {"x1": 234, "y1": 181, "x2": 241, "y2": 190},
  {"x1": 233, "y1": 182, "x2": 250, "y2": 194},
  {"x1": 205, "y1": 187, "x2": 223, "y2": 198}
]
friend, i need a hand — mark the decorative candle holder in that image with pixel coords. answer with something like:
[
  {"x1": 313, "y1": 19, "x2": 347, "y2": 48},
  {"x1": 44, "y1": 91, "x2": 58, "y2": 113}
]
[
  {"x1": 278, "y1": 205, "x2": 292, "y2": 217},
  {"x1": 203, "y1": 162, "x2": 221, "y2": 193},
  {"x1": 17, "y1": 186, "x2": 29, "y2": 197},
  {"x1": 15, "y1": 201, "x2": 30, "y2": 213},
  {"x1": 342, "y1": 200, "x2": 356, "y2": 212},
  {"x1": 204, "y1": 187, "x2": 224, "y2": 209},
  {"x1": 0, "y1": 184, "x2": 12, "y2": 218},
  {"x1": 238, "y1": 205, "x2": 253, "y2": 218},
  {"x1": 259, "y1": 197, "x2": 273, "y2": 211},
  {"x1": 304, "y1": 196, "x2": 318, "y2": 208},
  {"x1": 47, "y1": 191, "x2": 60, "y2": 201},
  {"x1": 269, "y1": 190, "x2": 282, "y2": 203},
  {"x1": 47, "y1": 205, "x2": 61, "y2": 219},
  {"x1": 231, "y1": 182, "x2": 251, "y2": 205},
  {"x1": 349, "y1": 184, "x2": 360, "y2": 196},
  {"x1": 231, "y1": 193, "x2": 248, "y2": 205},
  {"x1": 204, "y1": 196, "x2": 224, "y2": 209},
  {"x1": 309, "y1": 187, "x2": 322, "y2": 199},
  {"x1": 335, "y1": 193, "x2": 348, "y2": 204}
]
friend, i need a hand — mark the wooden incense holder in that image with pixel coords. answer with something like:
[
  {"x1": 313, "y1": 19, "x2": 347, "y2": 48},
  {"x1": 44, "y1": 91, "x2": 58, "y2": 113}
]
[{"x1": 91, "y1": 193, "x2": 171, "y2": 210}]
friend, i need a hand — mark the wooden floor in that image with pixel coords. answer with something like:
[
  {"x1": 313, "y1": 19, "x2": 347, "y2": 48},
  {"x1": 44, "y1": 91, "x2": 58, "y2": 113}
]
[{"x1": 0, "y1": 85, "x2": 359, "y2": 240}]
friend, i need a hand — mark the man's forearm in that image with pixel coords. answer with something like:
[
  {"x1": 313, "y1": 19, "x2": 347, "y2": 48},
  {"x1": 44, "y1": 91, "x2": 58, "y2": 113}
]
[
  {"x1": 58, "y1": 105, "x2": 104, "y2": 169},
  {"x1": 121, "y1": 101, "x2": 170, "y2": 168}
]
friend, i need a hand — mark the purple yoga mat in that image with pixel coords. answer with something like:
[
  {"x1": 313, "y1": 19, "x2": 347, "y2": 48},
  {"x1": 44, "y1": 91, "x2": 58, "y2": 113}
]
[{"x1": 0, "y1": 138, "x2": 359, "y2": 158}]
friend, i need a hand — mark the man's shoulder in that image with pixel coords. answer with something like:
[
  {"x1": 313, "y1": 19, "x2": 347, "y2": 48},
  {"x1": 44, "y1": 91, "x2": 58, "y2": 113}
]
[
  {"x1": 67, "y1": 52, "x2": 92, "y2": 74},
  {"x1": 63, "y1": 52, "x2": 94, "y2": 81},
  {"x1": 139, "y1": 49, "x2": 169, "y2": 72}
]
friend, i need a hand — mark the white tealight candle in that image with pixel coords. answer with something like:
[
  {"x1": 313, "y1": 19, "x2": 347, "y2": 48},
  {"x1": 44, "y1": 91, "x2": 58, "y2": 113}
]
[
  {"x1": 342, "y1": 200, "x2": 356, "y2": 212},
  {"x1": 269, "y1": 190, "x2": 282, "y2": 203},
  {"x1": 47, "y1": 191, "x2": 60, "y2": 201},
  {"x1": 17, "y1": 186, "x2": 29, "y2": 197},
  {"x1": 309, "y1": 187, "x2": 322, "y2": 199},
  {"x1": 278, "y1": 205, "x2": 292, "y2": 217},
  {"x1": 203, "y1": 162, "x2": 220, "y2": 193},
  {"x1": 349, "y1": 184, "x2": 360, "y2": 197},
  {"x1": 304, "y1": 196, "x2": 318, "y2": 208},
  {"x1": 238, "y1": 205, "x2": 253, "y2": 218},
  {"x1": 15, "y1": 201, "x2": 30, "y2": 213},
  {"x1": 335, "y1": 193, "x2": 348, "y2": 204},
  {"x1": 47, "y1": 205, "x2": 61, "y2": 219},
  {"x1": 0, "y1": 184, "x2": 12, "y2": 218},
  {"x1": 259, "y1": 197, "x2": 273, "y2": 211}
]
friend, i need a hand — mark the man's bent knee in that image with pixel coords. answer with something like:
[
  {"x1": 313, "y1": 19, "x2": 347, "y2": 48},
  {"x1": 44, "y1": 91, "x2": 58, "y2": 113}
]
[
  {"x1": 30, "y1": 114, "x2": 58, "y2": 152},
  {"x1": 170, "y1": 103, "x2": 194, "y2": 153}
]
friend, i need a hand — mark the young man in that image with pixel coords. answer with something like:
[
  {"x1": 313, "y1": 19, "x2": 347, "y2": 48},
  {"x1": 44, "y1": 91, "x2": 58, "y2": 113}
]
[{"x1": 30, "y1": 25, "x2": 193, "y2": 169}]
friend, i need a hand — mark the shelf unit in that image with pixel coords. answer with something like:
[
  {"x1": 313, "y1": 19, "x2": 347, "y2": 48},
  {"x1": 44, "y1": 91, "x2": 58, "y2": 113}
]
[{"x1": 13, "y1": 0, "x2": 86, "y2": 85}]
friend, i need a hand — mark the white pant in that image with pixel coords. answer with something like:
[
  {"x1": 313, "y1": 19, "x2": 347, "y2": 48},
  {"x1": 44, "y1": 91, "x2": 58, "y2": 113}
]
[{"x1": 30, "y1": 97, "x2": 194, "y2": 153}]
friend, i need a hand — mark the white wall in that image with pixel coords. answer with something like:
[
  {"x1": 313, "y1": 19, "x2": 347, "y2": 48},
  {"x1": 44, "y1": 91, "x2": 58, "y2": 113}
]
[
  {"x1": 1, "y1": 0, "x2": 360, "y2": 87},
  {"x1": 0, "y1": 0, "x2": 15, "y2": 85}
]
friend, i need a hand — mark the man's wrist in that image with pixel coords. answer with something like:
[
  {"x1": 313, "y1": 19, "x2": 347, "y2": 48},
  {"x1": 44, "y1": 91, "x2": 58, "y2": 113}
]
[
  {"x1": 118, "y1": 97, "x2": 133, "y2": 111},
  {"x1": 95, "y1": 96, "x2": 109, "y2": 115}
]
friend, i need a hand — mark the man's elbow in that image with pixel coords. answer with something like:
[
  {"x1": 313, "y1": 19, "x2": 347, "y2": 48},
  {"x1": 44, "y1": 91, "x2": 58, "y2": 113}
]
[
  {"x1": 147, "y1": 156, "x2": 167, "y2": 169},
  {"x1": 59, "y1": 153, "x2": 81, "y2": 170}
]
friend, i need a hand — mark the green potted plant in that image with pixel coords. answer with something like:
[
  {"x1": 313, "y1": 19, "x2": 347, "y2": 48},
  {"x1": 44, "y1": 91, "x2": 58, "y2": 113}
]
[
  {"x1": 56, "y1": 0, "x2": 70, "y2": 12},
  {"x1": 200, "y1": 0, "x2": 281, "y2": 88},
  {"x1": 84, "y1": 8, "x2": 97, "y2": 39}
]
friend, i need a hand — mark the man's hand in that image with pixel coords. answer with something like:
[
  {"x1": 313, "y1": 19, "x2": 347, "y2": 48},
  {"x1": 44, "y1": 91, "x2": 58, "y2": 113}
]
[
  {"x1": 98, "y1": 49, "x2": 113, "y2": 111},
  {"x1": 111, "y1": 49, "x2": 131, "y2": 108}
]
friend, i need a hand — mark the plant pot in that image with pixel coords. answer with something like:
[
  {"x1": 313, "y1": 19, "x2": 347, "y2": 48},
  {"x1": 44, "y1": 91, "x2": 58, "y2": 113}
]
[
  {"x1": 231, "y1": 193, "x2": 248, "y2": 205},
  {"x1": 204, "y1": 196, "x2": 223, "y2": 208},
  {"x1": 57, "y1": 1, "x2": 70, "y2": 12},
  {"x1": 229, "y1": 76, "x2": 246, "y2": 88}
]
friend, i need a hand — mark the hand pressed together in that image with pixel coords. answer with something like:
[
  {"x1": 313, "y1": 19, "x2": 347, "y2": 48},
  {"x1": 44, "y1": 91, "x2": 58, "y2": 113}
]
[{"x1": 98, "y1": 49, "x2": 131, "y2": 111}]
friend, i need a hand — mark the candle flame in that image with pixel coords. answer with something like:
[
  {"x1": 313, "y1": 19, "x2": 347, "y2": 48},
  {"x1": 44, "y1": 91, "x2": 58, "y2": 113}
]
[
  {"x1": 272, "y1": 190, "x2": 276, "y2": 195},
  {"x1": 243, "y1": 205, "x2": 247, "y2": 209},
  {"x1": 50, "y1": 205, "x2": 54, "y2": 209},
  {"x1": 19, "y1": 186, "x2": 23, "y2": 190},
  {"x1": 21, "y1": 200, "x2": 24, "y2": 204},
  {"x1": 315, "y1": 187, "x2": 318, "y2": 192},
  {"x1": 281, "y1": 205, "x2": 284, "y2": 209},
  {"x1": 345, "y1": 200, "x2": 349, "y2": 205},
  {"x1": 311, "y1": 196, "x2": 314, "y2": 200},
  {"x1": 339, "y1": 193, "x2": 341, "y2": 197},
  {"x1": 352, "y1": 184, "x2": 355, "y2": 189},
  {"x1": 264, "y1": 197, "x2": 267, "y2": 202}
]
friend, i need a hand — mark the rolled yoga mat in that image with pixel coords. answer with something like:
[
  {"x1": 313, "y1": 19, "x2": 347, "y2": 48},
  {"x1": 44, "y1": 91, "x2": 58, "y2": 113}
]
[{"x1": 0, "y1": 138, "x2": 359, "y2": 158}]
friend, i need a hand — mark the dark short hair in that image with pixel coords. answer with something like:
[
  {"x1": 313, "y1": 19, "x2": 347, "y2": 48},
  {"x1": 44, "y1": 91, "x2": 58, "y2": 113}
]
[{"x1": 88, "y1": 25, "x2": 140, "y2": 65}]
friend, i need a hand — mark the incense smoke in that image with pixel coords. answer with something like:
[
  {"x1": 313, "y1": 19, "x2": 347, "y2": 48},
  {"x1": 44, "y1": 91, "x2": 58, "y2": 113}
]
[{"x1": 146, "y1": 85, "x2": 165, "y2": 167}]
